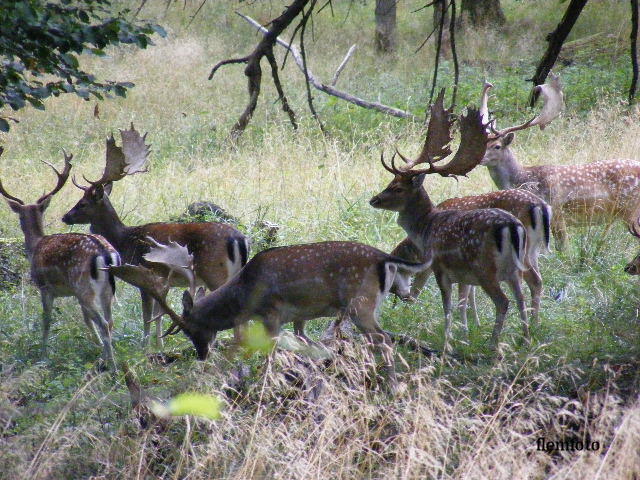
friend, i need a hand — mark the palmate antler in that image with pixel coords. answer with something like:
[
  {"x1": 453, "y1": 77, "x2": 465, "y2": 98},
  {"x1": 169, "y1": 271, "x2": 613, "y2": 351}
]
[
  {"x1": 74, "y1": 123, "x2": 150, "y2": 190},
  {"x1": 486, "y1": 73, "x2": 565, "y2": 139},
  {"x1": 143, "y1": 237, "x2": 196, "y2": 295},
  {"x1": 383, "y1": 88, "x2": 489, "y2": 178}
]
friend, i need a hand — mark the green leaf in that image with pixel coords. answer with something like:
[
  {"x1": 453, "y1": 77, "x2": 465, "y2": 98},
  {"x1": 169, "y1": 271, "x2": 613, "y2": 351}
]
[
  {"x1": 241, "y1": 323, "x2": 275, "y2": 355},
  {"x1": 151, "y1": 393, "x2": 223, "y2": 420}
]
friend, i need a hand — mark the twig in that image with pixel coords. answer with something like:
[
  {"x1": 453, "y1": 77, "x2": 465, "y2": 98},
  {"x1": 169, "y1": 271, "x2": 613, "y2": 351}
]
[
  {"x1": 299, "y1": 1, "x2": 326, "y2": 134},
  {"x1": 237, "y1": 12, "x2": 418, "y2": 120},
  {"x1": 429, "y1": 0, "x2": 447, "y2": 105},
  {"x1": 331, "y1": 44, "x2": 357, "y2": 86},
  {"x1": 265, "y1": 48, "x2": 298, "y2": 129},
  {"x1": 449, "y1": 0, "x2": 459, "y2": 107},
  {"x1": 630, "y1": 0, "x2": 639, "y2": 104}
]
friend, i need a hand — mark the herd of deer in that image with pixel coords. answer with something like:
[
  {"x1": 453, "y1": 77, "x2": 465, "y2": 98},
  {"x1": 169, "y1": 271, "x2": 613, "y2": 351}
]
[{"x1": 3, "y1": 73, "x2": 640, "y2": 385}]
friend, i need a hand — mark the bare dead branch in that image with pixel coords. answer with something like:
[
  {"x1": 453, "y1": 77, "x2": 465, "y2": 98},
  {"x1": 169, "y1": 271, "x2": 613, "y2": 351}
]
[
  {"x1": 449, "y1": 0, "x2": 459, "y2": 107},
  {"x1": 429, "y1": 0, "x2": 447, "y2": 105},
  {"x1": 208, "y1": 56, "x2": 250, "y2": 80},
  {"x1": 331, "y1": 44, "x2": 357, "y2": 86},
  {"x1": 265, "y1": 49, "x2": 298, "y2": 129},
  {"x1": 299, "y1": 1, "x2": 327, "y2": 134},
  {"x1": 238, "y1": 12, "x2": 418, "y2": 121}
]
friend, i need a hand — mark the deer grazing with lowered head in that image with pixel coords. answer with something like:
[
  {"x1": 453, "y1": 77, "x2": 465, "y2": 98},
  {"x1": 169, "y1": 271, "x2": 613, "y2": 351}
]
[
  {"x1": 370, "y1": 90, "x2": 530, "y2": 351},
  {"x1": 61, "y1": 125, "x2": 249, "y2": 347},
  {"x1": 479, "y1": 74, "x2": 640, "y2": 249},
  {"x1": 391, "y1": 188, "x2": 551, "y2": 331},
  {"x1": 0, "y1": 150, "x2": 120, "y2": 370},
  {"x1": 110, "y1": 240, "x2": 431, "y2": 387}
]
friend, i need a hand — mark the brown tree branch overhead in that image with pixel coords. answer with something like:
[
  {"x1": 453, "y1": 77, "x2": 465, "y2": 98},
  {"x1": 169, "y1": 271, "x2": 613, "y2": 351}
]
[
  {"x1": 631, "y1": 0, "x2": 639, "y2": 104},
  {"x1": 529, "y1": 0, "x2": 588, "y2": 106},
  {"x1": 209, "y1": 0, "x2": 311, "y2": 139},
  {"x1": 238, "y1": 13, "x2": 418, "y2": 121}
]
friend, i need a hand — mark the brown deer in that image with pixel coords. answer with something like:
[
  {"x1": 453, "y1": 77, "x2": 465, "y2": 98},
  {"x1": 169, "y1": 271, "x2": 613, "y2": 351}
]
[
  {"x1": 479, "y1": 74, "x2": 640, "y2": 249},
  {"x1": 391, "y1": 189, "x2": 552, "y2": 331},
  {"x1": 61, "y1": 125, "x2": 249, "y2": 347},
  {"x1": 110, "y1": 241, "x2": 432, "y2": 387},
  {"x1": 0, "y1": 150, "x2": 120, "y2": 370},
  {"x1": 370, "y1": 90, "x2": 530, "y2": 351}
]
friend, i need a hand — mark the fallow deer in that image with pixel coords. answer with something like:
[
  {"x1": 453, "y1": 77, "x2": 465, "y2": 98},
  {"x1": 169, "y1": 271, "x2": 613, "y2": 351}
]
[
  {"x1": 61, "y1": 125, "x2": 249, "y2": 347},
  {"x1": 110, "y1": 240, "x2": 432, "y2": 387},
  {"x1": 391, "y1": 189, "x2": 552, "y2": 331},
  {"x1": 479, "y1": 74, "x2": 640, "y2": 249},
  {"x1": 0, "y1": 150, "x2": 120, "y2": 370},
  {"x1": 370, "y1": 90, "x2": 530, "y2": 351}
]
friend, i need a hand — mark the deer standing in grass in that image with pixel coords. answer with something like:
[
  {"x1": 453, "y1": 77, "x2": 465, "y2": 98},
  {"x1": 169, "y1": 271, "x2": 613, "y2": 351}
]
[
  {"x1": 0, "y1": 150, "x2": 120, "y2": 370},
  {"x1": 370, "y1": 90, "x2": 531, "y2": 351},
  {"x1": 61, "y1": 125, "x2": 249, "y2": 347},
  {"x1": 479, "y1": 75, "x2": 640, "y2": 249},
  {"x1": 392, "y1": 188, "x2": 551, "y2": 331},
  {"x1": 111, "y1": 240, "x2": 431, "y2": 387}
]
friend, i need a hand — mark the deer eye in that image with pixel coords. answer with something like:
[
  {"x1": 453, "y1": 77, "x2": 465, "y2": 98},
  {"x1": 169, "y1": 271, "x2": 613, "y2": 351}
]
[{"x1": 494, "y1": 145, "x2": 501, "y2": 150}]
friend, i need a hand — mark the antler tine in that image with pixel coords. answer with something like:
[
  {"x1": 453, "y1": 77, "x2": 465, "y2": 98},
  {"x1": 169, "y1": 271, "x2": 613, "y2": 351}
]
[
  {"x1": 398, "y1": 88, "x2": 455, "y2": 173},
  {"x1": 479, "y1": 81, "x2": 494, "y2": 131},
  {"x1": 37, "y1": 150, "x2": 73, "y2": 204},
  {"x1": 0, "y1": 179, "x2": 25, "y2": 205},
  {"x1": 71, "y1": 175, "x2": 89, "y2": 191},
  {"x1": 491, "y1": 72, "x2": 564, "y2": 139}
]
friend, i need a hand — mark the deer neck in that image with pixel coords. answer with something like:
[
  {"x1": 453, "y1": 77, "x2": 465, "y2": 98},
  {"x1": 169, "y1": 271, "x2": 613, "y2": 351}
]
[
  {"x1": 88, "y1": 195, "x2": 127, "y2": 245},
  {"x1": 487, "y1": 150, "x2": 525, "y2": 190},
  {"x1": 19, "y1": 213, "x2": 45, "y2": 261},
  {"x1": 191, "y1": 281, "x2": 248, "y2": 332},
  {"x1": 397, "y1": 188, "x2": 435, "y2": 248}
]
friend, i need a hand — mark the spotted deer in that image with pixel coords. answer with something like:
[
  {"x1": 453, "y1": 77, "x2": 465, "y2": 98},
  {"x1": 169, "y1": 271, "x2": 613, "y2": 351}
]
[
  {"x1": 111, "y1": 241, "x2": 431, "y2": 387},
  {"x1": 479, "y1": 74, "x2": 640, "y2": 249},
  {"x1": 392, "y1": 189, "x2": 552, "y2": 330},
  {"x1": 61, "y1": 125, "x2": 249, "y2": 346},
  {"x1": 0, "y1": 150, "x2": 120, "y2": 370},
  {"x1": 370, "y1": 90, "x2": 530, "y2": 351}
]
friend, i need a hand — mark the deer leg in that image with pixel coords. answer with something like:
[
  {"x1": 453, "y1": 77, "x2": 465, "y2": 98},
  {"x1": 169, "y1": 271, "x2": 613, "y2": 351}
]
[
  {"x1": 551, "y1": 215, "x2": 568, "y2": 251},
  {"x1": 140, "y1": 289, "x2": 153, "y2": 347},
  {"x1": 81, "y1": 305, "x2": 117, "y2": 372},
  {"x1": 40, "y1": 291, "x2": 54, "y2": 358},
  {"x1": 478, "y1": 278, "x2": 509, "y2": 350},
  {"x1": 522, "y1": 265, "x2": 542, "y2": 329},
  {"x1": 457, "y1": 283, "x2": 471, "y2": 338},
  {"x1": 469, "y1": 286, "x2": 480, "y2": 327},
  {"x1": 507, "y1": 274, "x2": 530, "y2": 344},
  {"x1": 151, "y1": 300, "x2": 164, "y2": 349},
  {"x1": 434, "y1": 273, "x2": 454, "y2": 352},
  {"x1": 348, "y1": 301, "x2": 397, "y2": 390},
  {"x1": 99, "y1": 287, "x2": 114, "y2": 332}
]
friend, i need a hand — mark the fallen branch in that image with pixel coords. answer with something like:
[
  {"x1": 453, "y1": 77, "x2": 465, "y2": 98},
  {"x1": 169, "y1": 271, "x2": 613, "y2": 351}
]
[
  {"x1": 237, "y1": 12, "x2": 418, "y2": 121},
  {"x1": 331, "y1": 44, "x2": 357, "y2": 86}
]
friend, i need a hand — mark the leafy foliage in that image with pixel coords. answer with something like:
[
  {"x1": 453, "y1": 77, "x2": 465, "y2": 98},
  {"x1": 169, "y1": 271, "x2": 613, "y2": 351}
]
[{"x1": 0, "y1": 0, "x2": 166, "y2": 131}]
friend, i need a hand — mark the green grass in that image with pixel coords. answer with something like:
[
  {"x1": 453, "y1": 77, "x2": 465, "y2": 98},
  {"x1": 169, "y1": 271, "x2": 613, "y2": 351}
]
[{"x1": 1, "y1": 1, "x2": 640, "y2": 478}]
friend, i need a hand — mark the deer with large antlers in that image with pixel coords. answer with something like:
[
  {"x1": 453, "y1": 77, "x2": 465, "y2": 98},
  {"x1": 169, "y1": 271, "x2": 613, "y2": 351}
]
[
  {"x1": 370, "y1": 90, "x2": 531, "y2": 351},
  {"x1": 0, "y1": 150, "x2": 120, "y2": 370},
  {"x1": 479, "y1": 74, "x2": 640, "y2": 249},
  {"x1": 62, "y1": 125, "x2": 250, "y2": 347},
  {"x1": 110, "y1": 240, "x2": 431, "y2": 387},
  {"x1": 391, "y1": 188, "x2": 552, "y2": 332}
]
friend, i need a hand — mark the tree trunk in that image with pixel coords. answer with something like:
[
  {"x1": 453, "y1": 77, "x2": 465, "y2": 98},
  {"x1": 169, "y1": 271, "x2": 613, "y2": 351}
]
[
  {"x1": 375, "y1": 0, "x2": 397, "y2": 53},
  {"x1": 630, "y1": 0, "x2": 639, "y2": 104},
  {"x1": 459, "y1": 0, "x2": 505, "y2": 28},
  {"x1": 529, "y1": 0, "x2": 588, "y2": 105}
]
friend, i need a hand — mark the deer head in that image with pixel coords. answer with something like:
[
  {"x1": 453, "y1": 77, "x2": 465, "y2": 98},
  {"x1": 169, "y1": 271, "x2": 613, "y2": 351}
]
[
  {"x1": 62, "y1": 124, "x2": 150, "y2": 225},
  {"x1": 480, "y1": 73, "x2": 565, "y2": 168},
  {"x1": 369, "y1": 89, "x2": 489, "y2": 212},
  {"x1": 0, "y1": 149, "x2": 73, "y2": 256}
]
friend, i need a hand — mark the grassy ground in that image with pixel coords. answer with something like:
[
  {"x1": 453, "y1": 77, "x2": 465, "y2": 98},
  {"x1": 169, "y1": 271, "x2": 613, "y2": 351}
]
[{"x1": 1, "y1": 0, "x2": 639, "y2": 478}]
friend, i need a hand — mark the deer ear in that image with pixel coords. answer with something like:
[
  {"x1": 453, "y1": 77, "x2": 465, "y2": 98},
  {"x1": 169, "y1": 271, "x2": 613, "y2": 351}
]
[
  {"x1": 103, "y1": 182, "x2": 113, "y2": 196},
  {"x1": 503, "y1": 132, "x2": 515, "y2": 147},
  {"x1": 411, "y1": 173, "x2": 427, "y2": 187},
  {"x1": 37, "y1": 195, "x2": 52, "y2": 212},
  {"x1": 182, "y1": 290, "x2": 194, "y2": 315},
  {"x1": 5, "y1": 199, "x2": 22, "y2": 213}
]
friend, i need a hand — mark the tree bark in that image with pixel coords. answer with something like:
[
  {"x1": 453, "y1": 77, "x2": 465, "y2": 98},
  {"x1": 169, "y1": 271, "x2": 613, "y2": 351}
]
[
  {"x1": 375, "y1": 0, "x2": 397, "y2": 53},
  {"x1": 631, "y1": 0, "x2": 639, "y2": 104},
  {"x1": 529, "y1": 0, "x2": 588, "y2": 106},
  {"x1": 459, "y1": 0, "x2": 505, "y2": 28}
]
